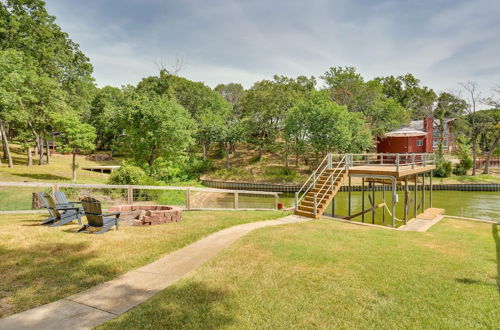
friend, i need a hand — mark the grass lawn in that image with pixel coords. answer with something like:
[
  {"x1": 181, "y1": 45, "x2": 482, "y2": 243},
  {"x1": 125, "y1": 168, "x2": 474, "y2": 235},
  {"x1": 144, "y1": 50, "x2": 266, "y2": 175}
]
[
  {"x1": 0, "y1": 210, "x2": 287, "y2": 317},
  {"x1": 0, "y1": 144, "x2": 120, "y2": 184},
  {"x1": 101, "y1": 218, "x2": 499, "y2": 329}
]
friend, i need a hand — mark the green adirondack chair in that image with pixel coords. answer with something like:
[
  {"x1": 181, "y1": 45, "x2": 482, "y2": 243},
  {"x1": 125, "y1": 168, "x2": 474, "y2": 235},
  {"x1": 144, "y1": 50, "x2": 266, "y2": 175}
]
[{"x1": 78, "y1": 197, "x2": 120, "y2": 234}]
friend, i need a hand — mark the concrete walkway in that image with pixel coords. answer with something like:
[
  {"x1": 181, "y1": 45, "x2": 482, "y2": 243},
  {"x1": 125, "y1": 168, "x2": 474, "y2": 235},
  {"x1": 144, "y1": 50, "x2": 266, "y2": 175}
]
[
  {"x1": 0, "y1": 215, "x2": 309, "y2": 330},
  {"x1": 399, "y1": 208, "x2": 445, "y2": 232}
]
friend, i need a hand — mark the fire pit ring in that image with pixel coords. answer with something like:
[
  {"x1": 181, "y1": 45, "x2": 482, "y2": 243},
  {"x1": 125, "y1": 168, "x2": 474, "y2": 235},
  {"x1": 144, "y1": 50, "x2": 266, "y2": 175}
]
[{"x1": 108, "y1": 205, "x2": 182, "y2": 226}]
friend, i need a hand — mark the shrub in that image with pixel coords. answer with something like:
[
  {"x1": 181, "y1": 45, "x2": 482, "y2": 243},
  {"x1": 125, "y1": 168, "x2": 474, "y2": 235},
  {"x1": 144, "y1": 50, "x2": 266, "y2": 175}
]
[
  {"x1": 108, "y1": 164, "x2": 150, "y2": 185},
  {"x1": 454, "y1": 136, "x2": 473, "y2": 175},
  {"x1": 434, "y1": 160, "x2": 452, "y2": 177}
]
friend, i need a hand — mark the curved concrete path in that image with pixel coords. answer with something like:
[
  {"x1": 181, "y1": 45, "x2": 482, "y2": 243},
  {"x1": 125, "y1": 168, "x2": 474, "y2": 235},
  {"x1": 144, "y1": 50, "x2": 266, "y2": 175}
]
[{"x1": 0, "y1": 215, "x2": 309, "y2": 330}]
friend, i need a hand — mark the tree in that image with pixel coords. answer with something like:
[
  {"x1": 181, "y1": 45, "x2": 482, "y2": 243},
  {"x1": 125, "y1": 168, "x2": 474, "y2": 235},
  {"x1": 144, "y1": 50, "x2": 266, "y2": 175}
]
[
  {"x1": 364, "y1": 97, "x2": 410, "y2": 137},
  {"x1": 472, "y1": 109, "x2": 500, "y2": 174},
  {"x1": 458, "y1": 82, "x2": 481, "y2": 175},
  {"x1": 52, "y1": 114, "x2": 96, "y2": 181},
  {"x1": 433, "y1": 92, "x2": 467, "y2": 160},
  {"x1": 321, "y1": 66, "x2": 380, "y2": 113},
  {"x1": 377, "y1": 73, "x2": 437, "y2": 119},
  {"x1": 217, "y1": 118, "x2": 245, "y2": 170},
  {"x1": 118, "y1": 93, "x2": 196, "y2": 167},
  {"x1": 239, "y1": 75, "x2": 316, "y2": 158},
  {"x1": 89, "y1": 86, "x2": 126, "y2": 152},
  {"x1": 285, "y1": 91, "x2": 372, "y2": 164},
  {"x1": 214, "y1": 83, "x2": 244, "y2": 110},
  {"x1": 136, "y1": 71, "x2": 231, "y2": 157}
]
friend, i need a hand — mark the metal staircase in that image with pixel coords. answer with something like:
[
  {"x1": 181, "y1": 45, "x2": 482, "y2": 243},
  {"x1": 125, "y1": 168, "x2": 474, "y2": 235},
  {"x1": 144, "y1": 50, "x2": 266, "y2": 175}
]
[{"x1": 294, "y1": 154, "x2": 348, "y2": 219}]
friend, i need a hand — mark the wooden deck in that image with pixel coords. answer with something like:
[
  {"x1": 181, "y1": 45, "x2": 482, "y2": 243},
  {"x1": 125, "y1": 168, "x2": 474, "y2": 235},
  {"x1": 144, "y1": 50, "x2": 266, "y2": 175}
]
[
  {"x1": 81, "y1": 166, "x2": 120, "y2": 173},
  {"x1": 348, "y1": 164, "x2": 435, "y2": 178}
]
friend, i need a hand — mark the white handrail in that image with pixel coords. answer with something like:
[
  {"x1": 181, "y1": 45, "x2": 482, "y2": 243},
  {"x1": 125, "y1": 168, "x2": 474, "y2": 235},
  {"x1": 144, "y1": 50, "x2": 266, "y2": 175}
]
[
  {"x1": 314, "y1": 155, "x2": 347, "y2": 215},
  {"x1": 296, "y1": 154, "x2": 329, "y2": 203}
]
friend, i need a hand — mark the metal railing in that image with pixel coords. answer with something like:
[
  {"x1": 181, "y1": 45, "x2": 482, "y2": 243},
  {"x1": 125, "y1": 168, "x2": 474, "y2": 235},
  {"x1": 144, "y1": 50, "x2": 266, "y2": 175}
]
[
  {"x1": 294, "y1": 152, "x2": 436, "y2": 213},
  {"x1": 0, "y1": 181, "x2": 281, "y2": 212}
]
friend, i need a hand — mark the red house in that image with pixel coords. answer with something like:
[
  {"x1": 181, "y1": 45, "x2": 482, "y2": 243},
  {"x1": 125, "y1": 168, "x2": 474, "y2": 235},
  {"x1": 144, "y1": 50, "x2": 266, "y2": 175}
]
[{"x1": 377, "y1": 117, "x2": 455, "y2": 154}]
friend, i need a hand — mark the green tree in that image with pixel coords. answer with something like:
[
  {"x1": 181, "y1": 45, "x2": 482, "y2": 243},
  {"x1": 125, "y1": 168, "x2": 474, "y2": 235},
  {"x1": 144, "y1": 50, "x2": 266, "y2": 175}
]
[
  {"x1": 239, "y1": 75, "x2": 316, "y2": 158},
  {"x1": 89, "y1": 86, "x2": 126, "y2": 152},
  {"x1": 377, "y1": 73, "x2": 437, "y2": 119},
  {"x1": 52, "y1": 113, "x2": 96, "y2": 181},
  {"x1": 214, "y1": 83, "x2": 244, "y2": 110},
  {"x1": 119, "y1": 93, "x2": 196, "y2": 167}
]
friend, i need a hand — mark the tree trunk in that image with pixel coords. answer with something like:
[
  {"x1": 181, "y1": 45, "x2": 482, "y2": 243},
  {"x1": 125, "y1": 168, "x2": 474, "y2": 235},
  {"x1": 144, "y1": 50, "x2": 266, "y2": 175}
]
[
  {"x1": 0, "y1": 121, "x2": 13, "y2": 168},
  {"x1": 45, "y1": 138, "x2": 50, "y2": 164},
  {"x1": 285, "y1": 149, "x2": 289, "y2": 171},
  {"x1": 483, "y1": 136, "x2": 499, "y2": 174},
  {"x1": 471, "y1": 135, "x2": 477, "y2": 175},
  {"x1": 225, "y1": 144, "x2": 231, "y2": 170},
  {"x1": 72, "y1": 152, "x2": 77, "y2": 181},
  {"x1": 38, "y1": 134, "x2": 45, "y2": 165},
  {"x1": 295, "y1": 151, "x2": 299, "y2": 167},
  {"x1": 27, "y1": 147, "x2": 33, "y2": 166},
  {"x1": 202, "y1": 143, "x2": 207, "y2": 160},
  {"x1": 1, "y1": 132, "x2": 7, "y2": 160}
]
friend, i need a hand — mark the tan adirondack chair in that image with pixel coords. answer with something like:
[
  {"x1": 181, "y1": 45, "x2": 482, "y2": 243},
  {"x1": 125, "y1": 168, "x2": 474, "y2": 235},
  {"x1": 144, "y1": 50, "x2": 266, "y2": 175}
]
[{"x1": 78, "y1": 197, "x2": 120, "y2": 234}]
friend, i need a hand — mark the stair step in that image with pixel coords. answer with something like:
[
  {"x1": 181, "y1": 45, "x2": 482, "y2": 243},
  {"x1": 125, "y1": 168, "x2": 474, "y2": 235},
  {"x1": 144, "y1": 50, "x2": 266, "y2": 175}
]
[{"x1": 294, "y1": 210, "x2": 316, "y2": 218}]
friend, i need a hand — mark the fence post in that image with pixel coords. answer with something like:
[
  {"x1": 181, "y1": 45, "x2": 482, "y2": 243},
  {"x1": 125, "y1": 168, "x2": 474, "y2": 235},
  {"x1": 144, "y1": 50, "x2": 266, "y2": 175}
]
[
  {"x1": 294, "y1": 192, "x2": 299, "y2": 210},
  {"x1": 396, "y1": 153, "x2": 400, "y2": 172},
  {"x1": 412, "y1": 154, "x2": 415, "y2": 169},
  {"x1": 52, "y1": 184, "x2": 58, "y2": 196},
  {"x1": 185, "y1": 188, "x2": 191, "y2": 210},
  {"x1": 275, "y1": 194, "x2": 279, "y2": 210},
  {"x1": 423, "y1": 154, "x2": 427, "y2": 166},
  {"x1": 234, "y1": 192, "x2": 239, "y2": 210},
  {"x1": 127, "y1": 186, "x2": 133, "y2": 204}
]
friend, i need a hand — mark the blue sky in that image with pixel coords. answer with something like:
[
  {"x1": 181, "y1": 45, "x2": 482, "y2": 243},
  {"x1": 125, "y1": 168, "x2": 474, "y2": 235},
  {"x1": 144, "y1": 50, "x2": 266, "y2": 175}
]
[{"x1": 46, "y1": 0, "x2": 500, "y2": 96}]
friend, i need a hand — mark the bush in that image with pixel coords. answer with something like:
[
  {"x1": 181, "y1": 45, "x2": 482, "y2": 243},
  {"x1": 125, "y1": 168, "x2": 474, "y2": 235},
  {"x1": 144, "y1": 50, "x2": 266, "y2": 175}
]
[
  {"x1": 108, "y1": 164, "x2": 151, "y2": 185},
  {"x1": 434, "y1": 160, "x2": 452, "y2": 177}
]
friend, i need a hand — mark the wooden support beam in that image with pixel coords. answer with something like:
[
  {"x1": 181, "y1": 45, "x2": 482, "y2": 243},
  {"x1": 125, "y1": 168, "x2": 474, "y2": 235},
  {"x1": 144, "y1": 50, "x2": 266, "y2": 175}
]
[
  {"x1": 345, "y1": 203, "x2": 385, "y2": 220},
  {"x1": 348, "y1": 176, "x2": 351, "y2": 217},
  {"x1": 371, "y1": 182, "x2": 375, "y2": 224}
]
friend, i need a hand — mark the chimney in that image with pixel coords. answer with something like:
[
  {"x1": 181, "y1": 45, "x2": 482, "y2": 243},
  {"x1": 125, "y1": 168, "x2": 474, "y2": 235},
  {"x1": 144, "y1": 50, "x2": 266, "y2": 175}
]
[{"x1": 423, "y1": 116, "x2": 433, "y2": 132}]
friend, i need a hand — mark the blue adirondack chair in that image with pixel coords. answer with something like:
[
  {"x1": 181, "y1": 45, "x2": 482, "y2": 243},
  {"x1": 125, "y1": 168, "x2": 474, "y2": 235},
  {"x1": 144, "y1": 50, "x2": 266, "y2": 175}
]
[{"x1": 42, "y1": 193, "x2": 82, "y2": 227}]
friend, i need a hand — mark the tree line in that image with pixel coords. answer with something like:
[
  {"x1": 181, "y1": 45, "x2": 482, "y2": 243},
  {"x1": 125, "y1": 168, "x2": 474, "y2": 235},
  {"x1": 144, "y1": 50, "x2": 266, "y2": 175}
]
[{"x1": 1, "y1": 0, "x2": 499, "y2": 182}]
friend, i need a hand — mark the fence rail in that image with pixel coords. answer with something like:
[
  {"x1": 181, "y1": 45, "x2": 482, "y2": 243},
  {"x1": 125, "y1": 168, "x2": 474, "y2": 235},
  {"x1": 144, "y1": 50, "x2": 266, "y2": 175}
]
[{"x1": 0, "y1": 181, "x2": 281, "y2": 212}]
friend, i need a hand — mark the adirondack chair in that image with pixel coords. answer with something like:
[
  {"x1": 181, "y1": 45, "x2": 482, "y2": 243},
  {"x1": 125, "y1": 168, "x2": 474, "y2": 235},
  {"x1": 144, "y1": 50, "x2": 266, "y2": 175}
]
[
  {"x1": 37, "y1": 192, "x2": 59, "y2": 225},
  {"x1": 54, "y1": 191, "x2": 83, "y2": 211},
  {"x1": 78, "y1": 197, "x2": 120, "y2": 234},
  {"x1": 42, "y1": 193, "x2": 83, "y2": 227}
]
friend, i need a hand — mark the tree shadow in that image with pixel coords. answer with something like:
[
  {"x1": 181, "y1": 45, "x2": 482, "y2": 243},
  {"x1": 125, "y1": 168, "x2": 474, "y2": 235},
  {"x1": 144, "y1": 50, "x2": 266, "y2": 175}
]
[
  {"x1": 0, "y1": 241, "x2": 121, "y2": 318},
  {"x1": 11, "y1": 172, "x2": 68, "y2": 181},
  {"x1": 104, "y1": 281, "x2": 234, "y2": 329},
  {"x1": 493, "y1": 224, "x2": 499, "y2": 295}
]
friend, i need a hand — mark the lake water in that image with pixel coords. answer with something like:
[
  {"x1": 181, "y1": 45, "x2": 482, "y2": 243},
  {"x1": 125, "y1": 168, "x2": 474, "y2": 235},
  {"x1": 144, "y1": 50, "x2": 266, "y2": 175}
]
[{"x1": 229, "y1": 190, "x2": 499, "y2": 225}]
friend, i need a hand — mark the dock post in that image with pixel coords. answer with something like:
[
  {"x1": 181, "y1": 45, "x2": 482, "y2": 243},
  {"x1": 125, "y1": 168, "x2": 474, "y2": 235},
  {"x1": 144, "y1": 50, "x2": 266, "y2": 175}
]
[
  {"x1": 294, "y1": 192, "x2": 299, "y2": 211},
  {"x1": 391, "y1": 178, "x2": 396, "y2": 228},
  {"x1": 361, "y1": 178, "x2": 365, "y2": 222},
  {"x1": 422, "y1": 173, "x2": 425, "y2": 211},
  {"x1": 372, "y1": 182, "x2": 376, "y2": 224},
  {"x1": 430, "y1": 171, "x2": 433, "y2": 208},
  {"x1": 396, "y1": 154, "x2": 400, "y2": 172},
  {"x1": 348, "y1": 176, "x2": 352, "y2": 217},
  {"x1": 404, "y1": 176, "x2": 408, "y2": 224},
  {"x1": 411, "y1": 154, "x2": 415, "y2": 169},
  {"x1": 331, "y1": 197, "x2": 335, "y2": 217},
  {"x1": 414, "y1": 175, "x2": 417, "y2": 218},
  {"x1": 382, "y1": 184, "x2": 386, "y2": 224}
]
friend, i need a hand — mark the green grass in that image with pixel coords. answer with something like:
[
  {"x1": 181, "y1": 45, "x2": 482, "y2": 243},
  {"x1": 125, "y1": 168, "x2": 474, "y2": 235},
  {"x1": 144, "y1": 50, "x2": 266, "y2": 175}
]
[
  {"x1": 0, "y1": 144, "x2": 120, "y2": 184},
  {"x1": 101, "y1": 218, "x2": 499, "y2": 329},
  {"x1": 0, "y1": 210, "x2": 287, "y2": 317}
]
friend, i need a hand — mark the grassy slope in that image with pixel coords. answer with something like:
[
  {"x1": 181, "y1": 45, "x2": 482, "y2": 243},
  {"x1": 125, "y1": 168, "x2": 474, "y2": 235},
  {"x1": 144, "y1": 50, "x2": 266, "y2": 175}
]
[
  {"x1": 0, "y1": 144, "x2": 120, "y2": 184},
  {"x1": 0, "y1": 210, "x2": 287, "y2": 317},
  {"x1": 204, "y1": 143, "x2": 500, "y2": 184},
  {"x1": 101, "y1": 218, "x2": 499, "y2": 329}
]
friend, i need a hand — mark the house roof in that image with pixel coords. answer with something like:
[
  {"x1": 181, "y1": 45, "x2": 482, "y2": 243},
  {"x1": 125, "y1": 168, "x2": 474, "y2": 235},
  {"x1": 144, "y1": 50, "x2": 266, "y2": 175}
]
[
  {"x1": 384, "y1": 128, "x2": 428, "y2": 137},
  {"x1": 384, "y1": 118, "x2": 455, "y2": 138}
]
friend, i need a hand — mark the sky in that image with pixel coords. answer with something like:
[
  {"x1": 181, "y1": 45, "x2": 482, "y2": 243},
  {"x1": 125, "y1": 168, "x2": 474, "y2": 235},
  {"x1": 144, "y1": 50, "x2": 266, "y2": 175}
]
[{"x1": 45, "y1": 0, "x2": 500, "y2": 97}]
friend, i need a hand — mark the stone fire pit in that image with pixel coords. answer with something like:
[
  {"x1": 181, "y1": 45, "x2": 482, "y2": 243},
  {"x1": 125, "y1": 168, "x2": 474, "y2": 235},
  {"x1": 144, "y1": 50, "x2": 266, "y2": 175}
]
[{"x1": 108, "y1": 205, "x2": 182, "y2": 226}]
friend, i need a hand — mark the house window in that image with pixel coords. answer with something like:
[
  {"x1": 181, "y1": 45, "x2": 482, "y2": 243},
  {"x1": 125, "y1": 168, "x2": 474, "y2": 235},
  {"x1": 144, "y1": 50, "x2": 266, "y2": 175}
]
[
  {"x1": 433, "y1": 129, "x2": 440, "y2": 137},
  {"x1": 416, "y1": 140, "x2": 423, "y2": 147}
]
